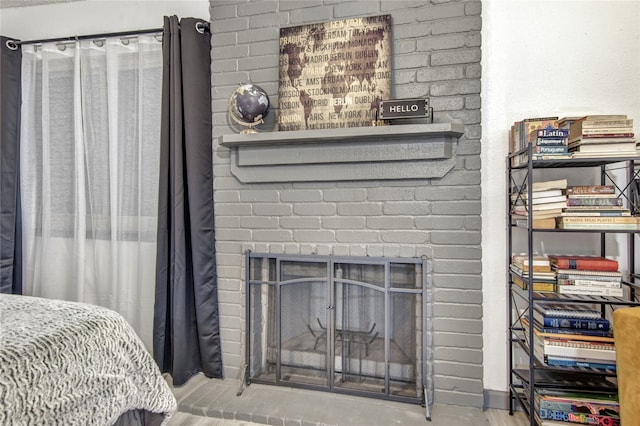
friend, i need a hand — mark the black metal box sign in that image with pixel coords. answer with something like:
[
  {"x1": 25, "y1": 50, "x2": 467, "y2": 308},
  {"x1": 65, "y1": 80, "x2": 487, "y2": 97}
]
[
  {"x1": 278, "y1": 15, "x2": 392, "y2": 131},
  {"x1": 379, "y1": 98, "x2": 430, "y2": 120}
]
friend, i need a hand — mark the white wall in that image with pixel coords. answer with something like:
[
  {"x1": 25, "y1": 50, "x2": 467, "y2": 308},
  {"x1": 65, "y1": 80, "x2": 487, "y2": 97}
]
[
  {"x1": 4, "y1": 0, "x2": 639, "y2": 399},
  {"x1": 0, "y1": 0, "x2": 209, "y2": 40},
  {"x1": 481, "y1": 0, "x2": 640, "y2": 393}
]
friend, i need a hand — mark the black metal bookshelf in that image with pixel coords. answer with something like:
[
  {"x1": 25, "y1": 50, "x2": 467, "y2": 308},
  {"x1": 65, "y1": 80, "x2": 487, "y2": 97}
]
[{"x1": 507, "y1": 145, "x2": 640, "y2": 425}]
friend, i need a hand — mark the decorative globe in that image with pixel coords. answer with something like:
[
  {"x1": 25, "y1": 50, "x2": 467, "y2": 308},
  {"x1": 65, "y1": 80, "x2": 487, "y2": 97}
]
[{"x1": 228, "y1": 83, "x2": 270, "y2": 134}]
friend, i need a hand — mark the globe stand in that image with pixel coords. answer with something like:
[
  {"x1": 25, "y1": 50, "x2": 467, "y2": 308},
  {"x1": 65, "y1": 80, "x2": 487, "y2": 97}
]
[{"x1": 229, "y1": 110, "x2": 264, "y2": 134}]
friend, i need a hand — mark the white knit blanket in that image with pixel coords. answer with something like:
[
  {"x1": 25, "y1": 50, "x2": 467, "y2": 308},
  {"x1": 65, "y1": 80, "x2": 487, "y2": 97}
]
[{"x1": 0, "y1": 294, "x2": 176, "y2": 425}]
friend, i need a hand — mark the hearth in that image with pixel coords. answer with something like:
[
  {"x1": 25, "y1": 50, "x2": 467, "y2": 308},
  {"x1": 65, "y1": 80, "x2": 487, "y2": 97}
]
[{"x1": 244, "y1": 252, "x2": 430, "y2": 408}]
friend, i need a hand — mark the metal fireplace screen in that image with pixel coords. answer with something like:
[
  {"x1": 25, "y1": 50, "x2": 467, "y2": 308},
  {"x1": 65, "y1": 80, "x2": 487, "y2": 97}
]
[{"x1": 245, "y1": 252, "x2": 430, "y2": 406}]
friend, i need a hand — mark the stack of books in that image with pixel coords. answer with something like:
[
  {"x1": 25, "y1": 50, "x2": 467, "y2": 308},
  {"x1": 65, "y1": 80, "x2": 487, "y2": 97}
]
[
  {"x1": 510, "y1": 254, "x2": 555, "y2": 292},
  {"x1": 567, "y1": 115, "x2": 637, "y2": 158},
  {"x1": 513, "y1": 368, "x2": 620, "y2": 426},
  {"x1": 557, "y1": 184, "x2": 640, "y2": 230},
  {"x1": 510, "y1": 116, "x2": 559, "y2": 166},
  {"x1": 535, "y1": 389, "x2": 620, "y2": 425},
  {"x1": 523, "y1": 302, "x2": 616, "y2": 372},
  {"x1": 548, "y1": 255, "x2": 623, "y2": 297},
  {"x1": 561, "y1": 185, "x2": 629, "y2": 217},
  {"x1": 512, "y1": 179, "x2": 568, "y2": 228},
  {"x1": 532, "y1": 125, "x2": 570, "y2": 160}
]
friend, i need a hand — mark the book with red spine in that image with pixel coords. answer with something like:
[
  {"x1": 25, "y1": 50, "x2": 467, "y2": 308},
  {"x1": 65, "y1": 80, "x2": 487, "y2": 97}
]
[{"x1": 547, "y1": 255, "x2": 619, "y2": 272}]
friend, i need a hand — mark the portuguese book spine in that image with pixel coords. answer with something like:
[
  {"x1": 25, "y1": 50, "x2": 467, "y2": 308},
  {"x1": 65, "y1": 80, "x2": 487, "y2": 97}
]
[{"x1": 534, "y1": 145, "x2": 568, "y2": 154}]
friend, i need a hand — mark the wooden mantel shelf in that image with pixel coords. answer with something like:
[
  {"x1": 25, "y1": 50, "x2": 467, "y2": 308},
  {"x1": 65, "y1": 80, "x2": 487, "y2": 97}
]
[{"x1": 218, "y1": 123, "x2": 465, "y2": 183}]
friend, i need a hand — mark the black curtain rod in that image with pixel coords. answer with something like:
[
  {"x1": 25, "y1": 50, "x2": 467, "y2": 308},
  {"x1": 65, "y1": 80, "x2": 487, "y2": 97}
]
[{"x1": 13, "y1": 27, "x2": 164, "y2": 46}]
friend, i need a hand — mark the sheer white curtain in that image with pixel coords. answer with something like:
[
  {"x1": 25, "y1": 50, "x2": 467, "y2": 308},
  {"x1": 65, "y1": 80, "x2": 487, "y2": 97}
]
[{"x1": 20, "y1": 35, "x2": 162, "y2": 350}]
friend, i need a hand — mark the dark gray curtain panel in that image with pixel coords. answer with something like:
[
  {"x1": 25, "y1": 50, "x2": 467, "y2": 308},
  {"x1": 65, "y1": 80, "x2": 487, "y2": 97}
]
[
  {"x1": 153, "y1": 16, "x2": 223, "y2": 385},
  {"x1": 0, "y1": 37, "x2": 22, "y2": 295}
]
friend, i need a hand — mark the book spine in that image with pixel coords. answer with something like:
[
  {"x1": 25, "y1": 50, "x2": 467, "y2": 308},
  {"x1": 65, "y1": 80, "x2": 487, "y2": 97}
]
[
  {"x1": 581, "y1": 133, "x2": 634, "y2": 139},
  {"x1": 535, "y1": 138, "x2": 568, "y2": 146},
  {"x1": 537, "y1": 305, "x2": 601, "y2": 318},
  {"x1": 545, "y1": 357, "x2": 616, "y2": 371},
  {"x1": 543, "y1": 344, "x2": 616, "y2": 362},
  {"x1": 580, "y1": 119, "x2": 633, "y2": 127},
  {"x1": 538, "y1": 409, "x2": 620, "y2": 426},
  {"x1": 535, "y1": 145, "x2": 568, "y2": 154},
  {"x1": 556, "y1": 269, "x2": 622, "y2": 283},
  {"x1": 551, "y1": 258, "x2": 619, "y2": 271},
  {"x1": 566, "y1": 185, "x2": 615, "y2": 194},
  {"x1": 559, "y1": 217, "x2": 636, "y2": 224},
  {"x1": 535, "y1": 327, "x2": 612, "y2": 337},
  {"x1": 581, "y1": 129, "x2": 633, "y2": 139},
  {"x1": 559, "y1": 224, "x2": 640, "y2": 231},
  {"x1": 561, "y1": 211, "x2": 629, "y2": 217},
  {"x1": 512, "y1": 275, "x2": 555, "y2": 291},
  {"x1": 538, "y1": 399, "x2": 619, "y2": 416},
  {"x1": 537, "y1": 127, "x2": 569, "y2": 138},
  {"x1": 557, "y1": 279, "x2": 621, "y2": 288},
  {"x1": 541, "y1": 317, "x2": 610, "y2": 330},
  {"x1": 557, "y1": 286, "x2": 624, "y2": 297},
  {"x1": 566, "y1": 198, "x2": 622, "y2": 207},
  {"x1": 555, "y1": 269, "x2": 622, "y2": 277}
]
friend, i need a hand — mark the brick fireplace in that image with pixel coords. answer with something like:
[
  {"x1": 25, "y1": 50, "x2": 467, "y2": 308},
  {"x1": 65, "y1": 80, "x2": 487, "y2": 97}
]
[{"x1": 210, "y1": 0, "x2": 483, "y2": 409}]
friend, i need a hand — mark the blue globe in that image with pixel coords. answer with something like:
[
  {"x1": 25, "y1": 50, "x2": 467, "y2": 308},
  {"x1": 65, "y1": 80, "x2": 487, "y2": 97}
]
[{"x1": 229, "y1": 83, "x2": 270, "y2": 126}]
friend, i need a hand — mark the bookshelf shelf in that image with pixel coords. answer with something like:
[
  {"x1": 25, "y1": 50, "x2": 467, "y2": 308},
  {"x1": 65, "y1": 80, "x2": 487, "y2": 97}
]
[{"x1": 507, "y1": 145, "x2": 640, "y2": 426}]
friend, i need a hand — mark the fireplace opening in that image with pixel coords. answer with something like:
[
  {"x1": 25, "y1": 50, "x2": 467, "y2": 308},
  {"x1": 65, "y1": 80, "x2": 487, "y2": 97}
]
[{"x1": 245, "y1": 252, "x2": 430, "y2": 406}]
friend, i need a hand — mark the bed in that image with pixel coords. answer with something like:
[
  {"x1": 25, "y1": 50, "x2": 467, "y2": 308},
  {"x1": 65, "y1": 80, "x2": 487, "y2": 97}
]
[{"x1": 0, "y1": 293, "x2": 176, "y2": 425}]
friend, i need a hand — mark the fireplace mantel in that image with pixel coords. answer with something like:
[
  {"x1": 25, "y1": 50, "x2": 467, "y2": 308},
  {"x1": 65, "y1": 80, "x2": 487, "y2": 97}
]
[{"x1": 219, "y1": 123, "x2": 464, "y2": 183}]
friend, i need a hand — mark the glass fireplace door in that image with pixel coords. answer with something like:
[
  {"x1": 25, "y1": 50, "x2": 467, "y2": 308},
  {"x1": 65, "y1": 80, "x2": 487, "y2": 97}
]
[
  {"x1": 278, "y1": 260, "x2": 329, "y2": 387},
  {"x1": 332, "y1": 262, "x2": 386, "y2": 394},
  {"x1": 247, "y1": 253, "x2": 425, "y2": 404}
]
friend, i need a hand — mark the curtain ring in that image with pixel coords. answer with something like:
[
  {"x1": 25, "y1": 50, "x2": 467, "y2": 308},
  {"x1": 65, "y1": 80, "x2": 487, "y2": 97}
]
[
  {"x1": 195, "y1": 21, "x2": 208, "y2": 34},
  {"x1": 121, "y1": 38, "x2": 130, "y2": 46},
  {"x1": 154, "y1": 33, "x2": 163, "y2": 42},
  {"x1": 57, "y1": 43, "x2": 67, "y2": 51},
  {"x1": 6, "y1": 39, "x2": 18, "y2": 50},
  {"x1": 93, "y1": 39, "x2": 104, "y2": 47}
]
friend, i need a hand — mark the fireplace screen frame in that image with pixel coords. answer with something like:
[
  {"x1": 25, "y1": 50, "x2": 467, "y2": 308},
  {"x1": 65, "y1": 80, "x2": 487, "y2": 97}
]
[{"x1": 244, "y1": 251, "x2": 431, "y2": 408}]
